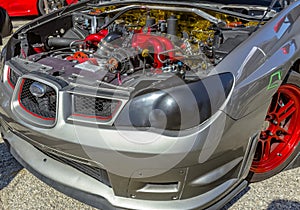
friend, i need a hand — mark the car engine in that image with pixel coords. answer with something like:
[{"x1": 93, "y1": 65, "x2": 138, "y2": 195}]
[{"x1": 10, "y1": 3, "x2": 259, "y2": 88}]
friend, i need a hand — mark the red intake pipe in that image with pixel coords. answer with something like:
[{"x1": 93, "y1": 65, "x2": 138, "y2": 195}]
[{"x1": 132, "y1": 34, "x2": 175, "y2": 68}]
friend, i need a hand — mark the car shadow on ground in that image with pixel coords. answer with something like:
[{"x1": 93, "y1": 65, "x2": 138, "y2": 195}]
[
  {"x1": 222, "y1": 186, "x2": 300, "y2": 210},
  {"x1": 0, "y1": 141, "x2": 23, "y2": 190},
  {"x1": 9, "y1": 17, "x2": 36, "y2": 33},
  {"x1": 267, "y1": 200, "x2": 300, "y2": 209}
]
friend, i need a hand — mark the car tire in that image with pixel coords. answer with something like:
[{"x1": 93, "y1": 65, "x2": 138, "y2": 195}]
[
  {"x1": 248, "y1": 70, "x2": 300, "y2": 182},
  {"x1": 38, "y1": 0, "x2": 66, "y2": 15},
  {"x1": 0, "y1": 7, "x2": 13, "y2": 38}
]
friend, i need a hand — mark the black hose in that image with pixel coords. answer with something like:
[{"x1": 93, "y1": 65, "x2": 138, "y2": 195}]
[{"x1": 47, "y1": 37, "x2": 83, "y2": 48}]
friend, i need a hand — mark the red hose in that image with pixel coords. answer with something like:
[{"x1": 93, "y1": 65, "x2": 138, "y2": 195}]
[{"x1": 85, "y1": 29, "x2": 108, "y2": 46}]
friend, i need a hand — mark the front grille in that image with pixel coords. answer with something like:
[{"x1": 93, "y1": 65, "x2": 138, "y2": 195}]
[
  {"x1": 73, "y1": 95, "x2": 120, "y2": 120},
  {"x1": 41, "y1": 149, "x2": 111, "y2": 187},
  {"x1": 19, "y1": 79, "x2": 57, "y2": 120},
  {"x1": 8, "y1": 67, "x2": 20, "y2": 88}
]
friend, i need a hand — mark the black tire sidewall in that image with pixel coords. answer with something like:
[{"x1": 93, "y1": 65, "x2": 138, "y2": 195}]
[
  {"x1": 38, "y1": 0, "x2": 46, "y2": 15},
  {"x1": 38, "y1": 0, "x2": 66, "y2": 15}
]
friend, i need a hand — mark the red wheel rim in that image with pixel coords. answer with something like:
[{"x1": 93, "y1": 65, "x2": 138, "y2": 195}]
[{"x1": 250, "y1": 84, "x2": 300, "y2": 173}]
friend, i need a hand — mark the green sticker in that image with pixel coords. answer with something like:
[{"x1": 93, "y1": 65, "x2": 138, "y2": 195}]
[{"x1": 267, "y1": 70, "x2": 282, "y2": 90}]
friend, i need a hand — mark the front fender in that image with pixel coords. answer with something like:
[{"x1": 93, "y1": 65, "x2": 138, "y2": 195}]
[{"x1": 217, "y1": 1, "x2": 300, "y2": 120}]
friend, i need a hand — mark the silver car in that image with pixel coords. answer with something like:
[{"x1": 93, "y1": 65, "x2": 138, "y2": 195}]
[{"x1": 0, "y1": 0, "x2": 299, "y2": 209}]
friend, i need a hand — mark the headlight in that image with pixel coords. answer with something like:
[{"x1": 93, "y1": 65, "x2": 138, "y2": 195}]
[{"x1": 115, "y1": 73, "x2": 234, "y2": 131}]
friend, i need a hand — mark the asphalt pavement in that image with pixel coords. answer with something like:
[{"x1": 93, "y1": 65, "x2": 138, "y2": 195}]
[{"x1": 0, "y1": 17, "x2": 299, "y2": 210}]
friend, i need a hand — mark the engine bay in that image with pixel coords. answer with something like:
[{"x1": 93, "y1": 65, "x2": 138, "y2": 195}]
[{"x1": 13, "y1": 3, "x2": 260, "y2": 88}]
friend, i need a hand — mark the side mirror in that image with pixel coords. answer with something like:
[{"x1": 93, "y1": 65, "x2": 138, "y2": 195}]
[{"x1": 0, "y1": 6, "x2": 13, "y2": 45}]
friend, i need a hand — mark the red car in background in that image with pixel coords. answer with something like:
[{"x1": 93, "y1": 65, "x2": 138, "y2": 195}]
[{"x1": 0, "y1": 0, "x2": 78, "y2": 16}]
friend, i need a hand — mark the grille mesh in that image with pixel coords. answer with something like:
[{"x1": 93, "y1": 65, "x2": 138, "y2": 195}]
[
  {"x1": 19, "y1": 79, "x2": 57, "y2": 119},
  {"x1": 41, "y1": 149, "x2": 111, "y2": 187},
  {"x1": 74, "y1": 95, "x2": 120, "y2": 119}
]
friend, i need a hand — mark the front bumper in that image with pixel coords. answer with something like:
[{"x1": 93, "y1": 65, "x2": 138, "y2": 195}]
[
  {"x1": 2, "y1": 127, "x2": 248, "y2": 210},
  {"x1": 0, "y1": 65, "x2": 256, "y2": 209}
]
